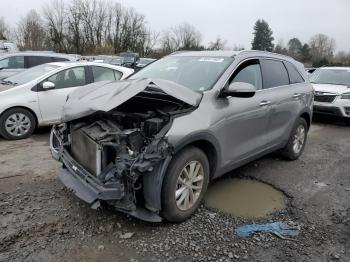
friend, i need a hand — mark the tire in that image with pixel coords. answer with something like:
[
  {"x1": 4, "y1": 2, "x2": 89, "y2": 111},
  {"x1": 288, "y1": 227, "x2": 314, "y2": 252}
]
[
  {"x1": 280, "y1": 118, "x2": 308, "y2": 160},
  {"x1": 0, "y1": 108, "x2": 36, "y2": 140},
  {"x1": 161, "y1": 146, "x2": 210, "y2": 222},
  {"x1": 344, "y1": 118, "x2": 350, "y2": 126}
]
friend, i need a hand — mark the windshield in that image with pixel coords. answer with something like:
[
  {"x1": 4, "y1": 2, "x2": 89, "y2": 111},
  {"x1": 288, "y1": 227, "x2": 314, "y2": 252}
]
[
  {"x1": 129, "y1": 56, "x2": 234, "y2": 91},
  {"x1": 139, "y1": 58, "x2": 155, "y2": 64},
  {"x1": 310, "y1": 68, "x2": 350, "y2": 86},
  {"x1": 109, "y1": 58, "x2": 123, "y2": 64},
  {"x1": 4, "y1": 64, "x2": 59, "y2": 85}
]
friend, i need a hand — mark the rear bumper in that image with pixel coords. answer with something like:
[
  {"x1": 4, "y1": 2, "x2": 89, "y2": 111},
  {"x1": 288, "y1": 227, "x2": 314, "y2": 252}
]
[{"x1": 59, "y1": 149, "x2": 124, "y2": 204}]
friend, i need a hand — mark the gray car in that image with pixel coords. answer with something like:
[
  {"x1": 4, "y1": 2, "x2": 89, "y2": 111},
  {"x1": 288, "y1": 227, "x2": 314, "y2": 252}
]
[
  {"x1": 0, "y1": 52, "x2": 78, "y2": 79},
  {"x1": 50, "y1": 50, "x2": 313, "y2": 222}
]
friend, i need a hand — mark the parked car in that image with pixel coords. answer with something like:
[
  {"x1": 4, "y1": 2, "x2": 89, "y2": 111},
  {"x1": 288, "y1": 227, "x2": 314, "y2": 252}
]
[
  {"x1": 0, "y1": 52, "x2": 78, "y2": 80},
  {"x1": 136, "y1": 58, "x2": 156, "y2": 69},
  {"x1": 50, "y1": 50, "x2": 313, "y2": 222},
  {"x1": 93, "y1": 55, "x2": 111, "y2": 63},
  {"x1": 107, "y1": 56, "x2": 124, "y2": 66},
  {"x1": 0, "y1": 41, "x2": 19, "y2": 54},
  {"x1": 120, "y1": 51, "x2": 139, "y2": 68},
  {"x1": 305, "y1": 67, "x2": 317, "y2": 75},
  {"x1": 0, "y1": 62, "x2": 134, "y2": 140},
  {"x1": 310, "y1": 67, "x2": 350, "y2": 123}
]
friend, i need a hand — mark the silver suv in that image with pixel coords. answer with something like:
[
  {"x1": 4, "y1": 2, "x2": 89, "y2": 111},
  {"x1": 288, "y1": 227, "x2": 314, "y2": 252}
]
[
  {"x1": 51, "y1": 50, "x2": 313, "y2": 222},
  {"x1": 0, "y1": 52, "x2": 78, "y2": 79}
]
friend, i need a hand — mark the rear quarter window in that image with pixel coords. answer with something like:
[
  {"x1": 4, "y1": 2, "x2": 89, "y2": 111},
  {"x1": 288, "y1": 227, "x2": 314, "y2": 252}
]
[
  {"x1": 260, "y1": 59, "x2": 289, "y2": 88},
  {"x1": 26, "y1": 56, "x2": 52, "y2": 68},
  {"x1": 284, "y1": 61, "x2": 304, "y2": 84},
  {"x1": 51, "y1": 57, "x2": 69, "y2": 62}
]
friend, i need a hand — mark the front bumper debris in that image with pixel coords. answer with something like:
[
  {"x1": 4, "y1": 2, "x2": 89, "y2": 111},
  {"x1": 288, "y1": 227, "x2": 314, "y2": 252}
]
[
  {"x1": 57, "y1": 147, "x2": 162, "y2": 222},
  {"x1": 59, "y1": 149, "x2": 124, "y2": 204}
]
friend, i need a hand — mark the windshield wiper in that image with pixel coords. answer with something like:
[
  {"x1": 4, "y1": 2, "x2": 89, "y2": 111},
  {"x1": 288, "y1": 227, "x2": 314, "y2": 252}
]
[{"x1": 0, "y1": 80, "x2": 14, "y2": 85}]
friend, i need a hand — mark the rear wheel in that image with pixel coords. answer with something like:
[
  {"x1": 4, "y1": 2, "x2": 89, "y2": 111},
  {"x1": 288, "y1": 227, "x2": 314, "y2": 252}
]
[
  {"x1": 0, "y1": 108, "x2": 36, "y2": 140},
  {"x1": 161, "y1": 146, "x2": 209, "y2": 222},
  {"x1": 280, "y1": 118, "x2": 308, "y2": 160}
]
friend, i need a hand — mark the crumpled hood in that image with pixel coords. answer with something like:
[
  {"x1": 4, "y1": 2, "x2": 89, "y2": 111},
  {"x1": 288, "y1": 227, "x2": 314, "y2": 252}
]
[
  {"x1": 312, "y1": 83, "x2": 350, "y2": 94},
  {"x1": 61, "y1": 78, "x2": 202, "y2": 122},
  {"x1": 0, "y1": 83, "x2": 15, "y2": 93}
]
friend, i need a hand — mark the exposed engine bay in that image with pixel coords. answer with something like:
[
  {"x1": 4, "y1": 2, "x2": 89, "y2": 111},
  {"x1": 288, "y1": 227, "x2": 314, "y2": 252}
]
[{"x1": 54, "y1": 91, "x2": 194, "y2": 219}]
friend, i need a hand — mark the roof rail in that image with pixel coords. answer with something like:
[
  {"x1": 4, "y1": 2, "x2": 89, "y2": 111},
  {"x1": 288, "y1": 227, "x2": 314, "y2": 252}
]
[
  {"x1": 239, "y1": 50, "x2": 294, "y2": 60},
  {"x1": 170, "y1": 50, "x2": 193, "y2": 55}
]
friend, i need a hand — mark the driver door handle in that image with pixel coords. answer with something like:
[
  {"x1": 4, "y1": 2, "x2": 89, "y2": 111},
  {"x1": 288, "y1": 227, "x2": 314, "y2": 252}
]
[
  {"x1": 259, "y1": 100, "x2": 271, "y2": 107},
  {"x1": 293, "y1": 93, "x2": 302, "y2": 98}
]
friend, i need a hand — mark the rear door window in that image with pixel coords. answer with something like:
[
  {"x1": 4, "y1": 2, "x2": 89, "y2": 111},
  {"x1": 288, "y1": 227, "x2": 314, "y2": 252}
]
[
  {"x1": 284, "y1": 61, "x2": 304, "y2": 84},
  {"x1": 91, "y1": 66, "x2": 122, "y2": 82},
  {"x1": 26, "y1": 56, "x2": 52, "y2": 68},
  {"x1": 0, "y1": 56, "x2": 25, "y2": 69},
  {"x1": 260, "y1": 59, "x2": 289, "y2": 88}
]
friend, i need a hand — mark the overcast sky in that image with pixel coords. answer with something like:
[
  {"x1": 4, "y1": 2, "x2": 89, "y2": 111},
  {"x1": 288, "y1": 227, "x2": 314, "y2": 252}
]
[{"x1": 2, "y1": 0, "x2": 350, "y2": 51}]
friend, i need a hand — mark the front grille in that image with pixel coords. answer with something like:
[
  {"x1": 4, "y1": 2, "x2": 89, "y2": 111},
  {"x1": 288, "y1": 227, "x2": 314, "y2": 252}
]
[{"x1": 314, "y1": 93, "x2": 337, "y2": 103}]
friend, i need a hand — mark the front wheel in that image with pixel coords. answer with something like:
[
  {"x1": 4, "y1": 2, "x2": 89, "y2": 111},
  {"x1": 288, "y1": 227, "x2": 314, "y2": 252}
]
[
  {"x1": 161, "y1": 146, "x2": 209, "y2": 222},
  {"x1": 0, "y1": 108, "x2": 36, "y2": 140},
  {"x1": 280, "y1": 118, "x2": 308, "y2": 160}
]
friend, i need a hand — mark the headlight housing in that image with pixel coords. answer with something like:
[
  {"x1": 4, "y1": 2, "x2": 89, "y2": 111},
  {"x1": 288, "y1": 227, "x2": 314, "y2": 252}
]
[{"x1": 341, "y1": 93, "x2": 350, "y2": 99}]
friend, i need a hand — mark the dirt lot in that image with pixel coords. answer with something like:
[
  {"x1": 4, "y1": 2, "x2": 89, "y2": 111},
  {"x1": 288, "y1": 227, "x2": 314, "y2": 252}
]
[{"x1": 0, "y1": 116, "x2": 349, "y2": 262}]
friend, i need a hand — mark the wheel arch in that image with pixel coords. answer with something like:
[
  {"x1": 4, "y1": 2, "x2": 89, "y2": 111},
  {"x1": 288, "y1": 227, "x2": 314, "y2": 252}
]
[
  {"x1": 142, "y1": 132, "x2": 222, "y2": 212},
  {"x1": 299, "y1": 111, "x2": 311, "y2": 130},
  {"x1": 0, "y1": 106, "x2": 39, "y2": 128},
  {"x1": 173, "y1": 138, "x2": 220, "y2": 180}
]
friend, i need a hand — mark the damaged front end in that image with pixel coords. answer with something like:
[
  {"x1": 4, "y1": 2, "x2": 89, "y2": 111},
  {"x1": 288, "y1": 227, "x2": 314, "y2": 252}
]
[{"x1": 51, "y1": 80, "x2": 200, "y2": 222}]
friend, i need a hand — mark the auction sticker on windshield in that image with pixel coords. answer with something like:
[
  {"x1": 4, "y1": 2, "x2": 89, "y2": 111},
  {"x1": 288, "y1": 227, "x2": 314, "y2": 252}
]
[{"x1": 199, "y1": 58, "x2": 225, "y2": 63}]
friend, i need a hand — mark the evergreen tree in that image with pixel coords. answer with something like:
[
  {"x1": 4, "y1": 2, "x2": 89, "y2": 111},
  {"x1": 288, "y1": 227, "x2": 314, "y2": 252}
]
[
  {"x1": 251, "y1": 19, "x2": 274, "y2": 51},
  {"x1": 300, "y1": 43, "x2": 311, "y2": 63},
  {"x1": 288, "y1": 38, "x2": 302, "y2": 59}
]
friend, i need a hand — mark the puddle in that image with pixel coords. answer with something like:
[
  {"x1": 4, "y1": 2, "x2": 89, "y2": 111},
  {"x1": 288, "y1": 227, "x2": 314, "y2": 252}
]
[{"x1": 204, "y1": 178, "x2": 286, "y2": 218}]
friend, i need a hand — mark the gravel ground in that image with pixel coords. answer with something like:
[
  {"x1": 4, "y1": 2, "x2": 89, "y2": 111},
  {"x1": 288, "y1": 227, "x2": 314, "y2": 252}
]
[{"x1": 0, "y1": 117, "x2": 349, "y2": 262}]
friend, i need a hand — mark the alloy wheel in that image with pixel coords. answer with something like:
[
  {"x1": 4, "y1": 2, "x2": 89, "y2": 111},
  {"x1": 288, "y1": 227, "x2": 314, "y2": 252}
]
[
  {"x1": 175, "y1": 160, "x2": 204, "y2": 211},
  {"x1": 293, "y1": 125, "x2": 306, "y2": 154}
]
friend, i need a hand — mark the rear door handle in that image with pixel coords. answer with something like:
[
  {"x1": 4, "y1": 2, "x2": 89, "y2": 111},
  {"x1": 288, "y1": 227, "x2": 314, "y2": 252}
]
[
  {"x1": 259, "y1": 100, "x2": 271, "y2": 107},
  {"x1": 293, "y1": 93, "x2": 302, "y2": 98}
]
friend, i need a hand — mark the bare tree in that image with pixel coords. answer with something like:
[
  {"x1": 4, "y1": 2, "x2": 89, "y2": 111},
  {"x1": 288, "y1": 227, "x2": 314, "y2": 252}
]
[
  {"x1": 12, "y1": 0, "x2": 159, "y2": 55},
  {"x1": 66, "y1": 0, "x2": 84, "y2": 53},
  {"x1": 143, "y1": 29, "x2": 159, "y2": 56},
  {"x1": 208, "y1": 37, "x2": 227, "y2": 50},
  {"x1": 160, "y1": 22, "x2": 202, "y2": 53},
  {"x1": 232, "y1": 44, "x2": 245, "y2": 51},
  {"x1": 160, "y1": 29, "x2": 177, "y2": 53},
  {"x1": 333, "y1": 51, "x2": 350, "y2": 66},
  {"x1": 0, "y1": 17, "x2": 9, "y2": 40},
  {"x1": 15, "y1": 10, "x2": 46, "y2": 50},
  {"x1": 43, "y1": 0, "x2": 68, "y2": 52},
  {"x1": 172, "y1": 22, "x2": 202, "y2": 50},
  {"x1": 309, "y1": 33, "x2": 336, "y2": 65}
]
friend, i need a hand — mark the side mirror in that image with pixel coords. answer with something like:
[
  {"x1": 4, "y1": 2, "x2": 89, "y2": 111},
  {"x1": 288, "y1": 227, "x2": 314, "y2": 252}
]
[
  {"x1": 220, "y1": 82, "x2": 256, "y2": 98},
  {"x1": 0, "y1": 66, "x2": 3, "y2": 70},
  {"x1": 42, "y1": 81, "x2": 55, "y2": 90}
]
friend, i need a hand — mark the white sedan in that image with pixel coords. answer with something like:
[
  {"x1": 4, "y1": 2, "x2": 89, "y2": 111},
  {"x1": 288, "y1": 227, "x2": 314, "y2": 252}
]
[
  {"x1": 0, "y1": 62, "x2": 134, "y2": 139},
  {"x1": 310, "y1": 67, "x2": 350, "y2": 124}
]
